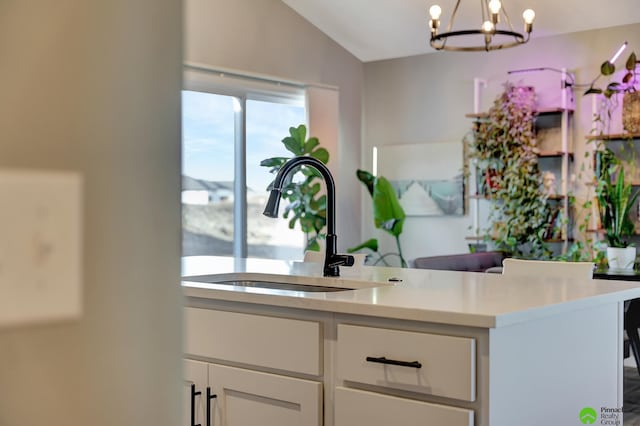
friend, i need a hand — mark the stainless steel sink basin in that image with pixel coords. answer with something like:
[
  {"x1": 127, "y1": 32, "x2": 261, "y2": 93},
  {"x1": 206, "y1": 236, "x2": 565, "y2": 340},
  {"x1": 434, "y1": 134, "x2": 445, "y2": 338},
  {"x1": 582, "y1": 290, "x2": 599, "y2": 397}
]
[{"x1": 184, "y1": 276, "x2": 352, "y2": 292}]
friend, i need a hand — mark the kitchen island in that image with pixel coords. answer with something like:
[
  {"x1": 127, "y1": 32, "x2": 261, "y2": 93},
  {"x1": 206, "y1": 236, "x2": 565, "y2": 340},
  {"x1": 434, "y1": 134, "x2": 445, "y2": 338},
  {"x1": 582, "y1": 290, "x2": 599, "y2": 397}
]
[{"x1": 182, "y1": 256, "x2": 640, "y2": 426}]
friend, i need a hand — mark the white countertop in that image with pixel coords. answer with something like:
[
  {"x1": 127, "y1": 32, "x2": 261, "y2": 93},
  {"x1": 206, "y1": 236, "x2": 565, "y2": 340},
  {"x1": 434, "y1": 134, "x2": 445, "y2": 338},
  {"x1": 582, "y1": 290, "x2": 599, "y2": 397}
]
[{"x1": 182, "y1": 256, "x2": 640, "y2": 328}]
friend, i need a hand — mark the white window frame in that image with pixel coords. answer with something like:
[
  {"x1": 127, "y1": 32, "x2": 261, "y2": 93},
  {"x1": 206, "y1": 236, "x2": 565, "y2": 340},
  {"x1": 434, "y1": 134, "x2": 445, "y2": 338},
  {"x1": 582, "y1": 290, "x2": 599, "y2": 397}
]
[{"x1": 183, "y1": 63, "x2": 307, "y2": 258}]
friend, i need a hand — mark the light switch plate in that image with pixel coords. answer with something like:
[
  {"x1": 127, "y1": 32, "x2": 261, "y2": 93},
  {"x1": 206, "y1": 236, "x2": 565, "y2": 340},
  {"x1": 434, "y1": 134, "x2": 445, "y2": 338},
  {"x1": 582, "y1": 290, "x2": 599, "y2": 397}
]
[{"x1": 0, "y1": 169, "x2": 83, "y2": 327}]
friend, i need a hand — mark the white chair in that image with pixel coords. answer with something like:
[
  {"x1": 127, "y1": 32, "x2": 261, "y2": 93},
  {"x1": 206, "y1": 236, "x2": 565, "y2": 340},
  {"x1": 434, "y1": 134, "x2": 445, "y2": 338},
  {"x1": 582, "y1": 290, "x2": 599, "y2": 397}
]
[
  {"x1": 501, "y1": 258, "x2": 594, "y2": 280},
  {"x1": 501, "y1": 258, "x2": 640, "y2": 375}
]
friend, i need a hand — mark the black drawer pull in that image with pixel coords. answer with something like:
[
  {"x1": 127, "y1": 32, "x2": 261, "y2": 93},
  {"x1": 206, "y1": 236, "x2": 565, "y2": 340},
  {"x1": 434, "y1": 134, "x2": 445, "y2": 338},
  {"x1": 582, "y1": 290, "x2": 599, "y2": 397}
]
[
  {"x1": 191, "y1": 384, "x2": 202, "y2": 426},
  {"x1": 366, "y1": 356, "x2": 422, "y2": 369},
  {"x1": 206, "y1": 387, "x2": 217, "y2": 426}
]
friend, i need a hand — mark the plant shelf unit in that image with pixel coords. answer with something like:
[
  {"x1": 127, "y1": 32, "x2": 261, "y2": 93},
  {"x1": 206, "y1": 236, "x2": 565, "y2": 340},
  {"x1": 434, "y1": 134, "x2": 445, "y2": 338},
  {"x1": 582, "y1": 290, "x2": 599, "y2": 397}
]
[
  {"x1": 466, "y1": 71, "x2": 575, "y2": 254},
  {"x1": 586, "y1": 133, "x2": 640, "y2": 242},
  {"x1": 585, "y1": 133, "x2": 640, "y2": 141}
]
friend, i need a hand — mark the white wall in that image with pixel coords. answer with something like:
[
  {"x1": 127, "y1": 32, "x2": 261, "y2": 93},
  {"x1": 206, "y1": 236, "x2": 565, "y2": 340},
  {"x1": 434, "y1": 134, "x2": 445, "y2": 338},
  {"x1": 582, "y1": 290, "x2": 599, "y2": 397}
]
[
  {"x1": 0, "y1": 1, "x2": 182, "y2": 425},
  {"x1": 185, "y1": 0, "x2": 365, "y2": 251},
  {"x1": 363, "y1": 23, "x2": 640, "y2": 262}
]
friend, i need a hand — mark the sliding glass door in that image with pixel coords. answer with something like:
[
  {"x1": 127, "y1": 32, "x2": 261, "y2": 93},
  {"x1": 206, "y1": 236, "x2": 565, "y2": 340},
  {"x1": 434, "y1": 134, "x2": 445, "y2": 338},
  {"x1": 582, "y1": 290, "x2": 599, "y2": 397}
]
[
  {"x1": 246, "y1": 99, "x2": 306, "y2": 259},
  {"x1": 181, "y1": 86, "x2": 306, "y2": 260}
]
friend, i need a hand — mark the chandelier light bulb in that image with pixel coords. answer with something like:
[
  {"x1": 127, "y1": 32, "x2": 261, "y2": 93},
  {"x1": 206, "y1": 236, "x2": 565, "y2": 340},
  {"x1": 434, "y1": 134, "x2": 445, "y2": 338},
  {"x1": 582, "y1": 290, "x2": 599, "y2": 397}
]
[
  {"x1": 482, "y1": 20, "x2": 494, "y2": 33},
  {"x1": 488, "y1": 0, "x2": 502, "y2": 14},
  {"x1": 522, "y1": 9, "x2": 535, "y2": 24},
  {"x1": 429, "y1": 4, "x2": 442, "y2": 20}
]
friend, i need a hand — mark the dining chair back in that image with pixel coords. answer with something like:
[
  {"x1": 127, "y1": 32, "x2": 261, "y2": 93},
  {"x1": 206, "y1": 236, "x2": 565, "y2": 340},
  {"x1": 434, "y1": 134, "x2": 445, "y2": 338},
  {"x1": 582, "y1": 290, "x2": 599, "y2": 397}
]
[
  {"x1": 501, "y1": 258, "x2": 594, "y2": 280},
  {"x1": 502, "y1": 258, "x2": 640, "y2": 374}
]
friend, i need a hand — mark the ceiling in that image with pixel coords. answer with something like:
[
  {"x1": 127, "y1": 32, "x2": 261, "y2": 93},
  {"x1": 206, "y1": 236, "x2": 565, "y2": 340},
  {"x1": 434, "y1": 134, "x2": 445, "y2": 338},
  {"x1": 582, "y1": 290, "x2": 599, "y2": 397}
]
[{"x1": 282, "y1": 0, "x2": 640, "y2": 62}]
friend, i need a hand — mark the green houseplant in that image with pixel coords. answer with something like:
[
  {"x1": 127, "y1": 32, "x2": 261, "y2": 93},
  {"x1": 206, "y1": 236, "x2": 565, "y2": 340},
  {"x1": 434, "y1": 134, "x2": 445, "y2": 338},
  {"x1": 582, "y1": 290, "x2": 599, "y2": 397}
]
[
  {"x1": 595, "y1": 151, "x2": 639, "y2": 269},
  {"x1": 260, "y1": 124, "x2": 330, "y2": 252},
  {"x1": 585, "y1": 49, "x2": 639, "y2": 133},
  {"x1": 467, "y1": 83, "x2": 553, "y2": 259},
  {"x1": 347, "y1": 170, "x2": 407, "y2": 267},
  {"x1": 582, "y1": 48, "x2": 640, "y2": 267}
]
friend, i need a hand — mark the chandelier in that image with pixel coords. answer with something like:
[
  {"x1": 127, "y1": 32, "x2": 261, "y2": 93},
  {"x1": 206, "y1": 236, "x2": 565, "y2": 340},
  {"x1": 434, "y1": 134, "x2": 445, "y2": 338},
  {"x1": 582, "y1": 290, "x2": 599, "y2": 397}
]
[{"x1": 428, "y1": 0, "x2": 535, "y2": 52}]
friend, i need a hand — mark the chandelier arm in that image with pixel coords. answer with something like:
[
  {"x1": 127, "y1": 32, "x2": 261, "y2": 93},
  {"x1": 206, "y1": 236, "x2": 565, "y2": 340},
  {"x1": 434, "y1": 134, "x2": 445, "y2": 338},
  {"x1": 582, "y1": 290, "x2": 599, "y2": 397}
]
[
  {"x1": 480, "y1": 0, "x2": 488, "y2": 27},
  {"x1": 499, "y1": 2, "x2": 516, "y2": 33},
  {"x1": 445, "y1": 0, "x2": 463, "y2": 34}
]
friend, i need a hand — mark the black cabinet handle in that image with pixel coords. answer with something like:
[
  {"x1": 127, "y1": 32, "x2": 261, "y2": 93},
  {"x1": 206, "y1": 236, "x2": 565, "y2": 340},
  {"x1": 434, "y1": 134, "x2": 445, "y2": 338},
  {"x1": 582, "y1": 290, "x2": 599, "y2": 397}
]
[
  {"x1": 366, "y1": 356, "x2": 422, "y2": 369},
  {"x1": 191, "y1": 384, "x2": 202, "y2": 426},
  {"x1": 206, "y1": 387, "x2": 217, "y2": 426}
]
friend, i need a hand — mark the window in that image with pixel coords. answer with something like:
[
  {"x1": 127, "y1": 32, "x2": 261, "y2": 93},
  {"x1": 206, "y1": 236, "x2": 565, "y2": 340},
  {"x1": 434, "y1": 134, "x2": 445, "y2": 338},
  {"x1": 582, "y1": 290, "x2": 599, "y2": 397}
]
[
  {"x1": 246, "y1": 99, "x2": 306, "y2": 259},
  {"x1": 181, "y1": 68, "x2": 307, "y2": 260},
  {"x1": 182, "y1": 91, "x2": 236, "y2": 256}
]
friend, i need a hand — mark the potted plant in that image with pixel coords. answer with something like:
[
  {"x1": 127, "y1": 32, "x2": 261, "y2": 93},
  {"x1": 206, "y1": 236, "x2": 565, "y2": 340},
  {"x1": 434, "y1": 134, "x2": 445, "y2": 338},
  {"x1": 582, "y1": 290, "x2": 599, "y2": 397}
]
[
  {"x1": 585, "y1": 49, "x2": 639, "y2": 132},
  {"x1": 260, "y1": 124, "x2": 330, "y2": 252},
  {"x1": 466, "y1": 82, "x2": 553, "y2": 259},
  {"x1": 596, "y1": 151, "x2": 639, "y2": 270},
  {"x1": 347, "y1": 170, "x2": 407, "y2": 267}
]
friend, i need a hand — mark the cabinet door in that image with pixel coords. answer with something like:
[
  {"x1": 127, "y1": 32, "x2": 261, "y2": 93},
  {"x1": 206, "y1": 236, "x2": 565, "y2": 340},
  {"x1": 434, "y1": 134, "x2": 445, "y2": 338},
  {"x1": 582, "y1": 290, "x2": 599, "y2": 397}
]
[
  {"x1": 208, "y1": 364, "x2": 321, "y2": 426},
  {"x1": 184, "y1": 359, "x2": 208, "y2": 426},
  {"x1": 335, "y1": 387, "x2": 473, "y2": 426}
]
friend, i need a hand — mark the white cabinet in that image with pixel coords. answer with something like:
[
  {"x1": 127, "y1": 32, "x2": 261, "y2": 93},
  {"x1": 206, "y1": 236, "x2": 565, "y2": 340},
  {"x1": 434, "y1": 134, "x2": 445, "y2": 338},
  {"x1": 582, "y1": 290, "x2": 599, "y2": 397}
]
[
  {"x1": 208, "y1": 364, "x2": 321, "y2": 426},
  {"x1": 184, "y1": 295, "x2": 624, "y2": 425},
  {"x1": 336, "y1": 323, "x2": 476, "y2": 402},
  {"x1": 184, "y1": 307, "x2": 321, "y2": 375},
  {"x1": 184, "y1": 360, "x2": 321, "y2": 426},
  {"x1": 183, "y1": 359, "x2": 209, "y2": 426},
  {"x1": 183, "y1": 307, "x2": 323, "y2": 426},
  {"x1": 335, "y1": 323, "x2": 475, "y2": 426},
  {"x1": 335, "y1": 387, "x2": 473, "y2": 426}
]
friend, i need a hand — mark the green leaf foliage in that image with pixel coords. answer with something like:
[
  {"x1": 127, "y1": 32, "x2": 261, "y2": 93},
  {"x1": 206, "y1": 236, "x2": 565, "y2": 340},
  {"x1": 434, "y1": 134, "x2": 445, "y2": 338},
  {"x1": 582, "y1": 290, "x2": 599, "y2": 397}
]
[
  {"x1": 596, "y1": 156, "x2": 639, "y2": 248},
  {"x1": 310, "y1": 147, "x2": 330, "y2": 163},
  {"x1": 260, "y1": 157, "x2": 288, "y2": 174},
  {"x1": 583, "y1": 87, "x2": 603, "y2": 95},
  {"x1": 282, "y1": 136, "x2": 303, "y2": 156},
  {"x1": 601, "y1": 60, "x2": 615, "y2": 76},
  {"x1": 586, "y1": 51, "x2": 638, "y2": 97},
  {"x1": 356, "y1": 170, "x2": 375, "y2": 196},
  {"x1": 349, "y1": 169, "x2": 407, "y2": 267},
  {"x1": 260, "y1": 124, "x2": 330, "y2": 252},
  {"x1": 626, "y1": 52, "x2": 637, "y2": 71},
  {"x1": 466, "y1": 83, "x2": 553, "y2": 259},
  {"x1": 304, "y1": 137, "x2": 320, "y2": 152},
  {"x1": 372, "y1": 176, "x2": 405, "y2": 237},
  {"x1": 347, "y1": 238, "x2": 379, "y2": 253}
]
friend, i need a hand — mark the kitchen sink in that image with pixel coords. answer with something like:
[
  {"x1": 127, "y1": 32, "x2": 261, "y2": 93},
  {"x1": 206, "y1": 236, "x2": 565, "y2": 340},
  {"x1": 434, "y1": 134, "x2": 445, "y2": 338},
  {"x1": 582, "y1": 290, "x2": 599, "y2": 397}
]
[
  {"x1": 184, "y1": 276, "x2": 352, "y2": 292},
  {"x1": 181, "y1": 271, "x2": 396, "y2": 293}
]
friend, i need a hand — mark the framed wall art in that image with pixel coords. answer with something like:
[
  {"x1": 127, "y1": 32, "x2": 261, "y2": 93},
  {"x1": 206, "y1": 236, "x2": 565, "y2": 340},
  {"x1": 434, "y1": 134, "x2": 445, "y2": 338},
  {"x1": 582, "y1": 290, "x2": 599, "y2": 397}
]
[{"x1": 377, "y1": 142, "x2": 464, "y2": 216}]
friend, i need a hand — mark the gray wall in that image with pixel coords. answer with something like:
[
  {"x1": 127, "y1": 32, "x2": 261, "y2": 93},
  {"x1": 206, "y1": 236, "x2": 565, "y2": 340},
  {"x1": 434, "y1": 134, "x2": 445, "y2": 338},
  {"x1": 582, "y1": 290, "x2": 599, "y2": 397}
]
[
  {"x1": 363, "y1": 23, "x2": 640, "y2": 261},
  {"x1": 0, "y1": 1, "x2": 182, "y2": 425},
  {"x1": 185, "y1": 0, "x2": 365, "y2": 250}
]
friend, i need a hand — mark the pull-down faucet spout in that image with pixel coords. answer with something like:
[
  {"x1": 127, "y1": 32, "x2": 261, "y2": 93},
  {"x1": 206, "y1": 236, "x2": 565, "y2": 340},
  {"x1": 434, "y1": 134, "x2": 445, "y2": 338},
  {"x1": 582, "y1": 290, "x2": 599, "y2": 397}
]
[{"x1": 263, "y1": 156, "x2": 353, "y2": 277}]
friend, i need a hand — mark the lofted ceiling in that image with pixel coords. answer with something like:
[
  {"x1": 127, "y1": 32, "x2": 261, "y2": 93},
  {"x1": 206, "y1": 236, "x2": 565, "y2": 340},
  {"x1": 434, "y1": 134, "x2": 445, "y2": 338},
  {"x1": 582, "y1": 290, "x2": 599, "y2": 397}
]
[{"x1": 282, "y1": 0, "x2": 640, "y2": 62}]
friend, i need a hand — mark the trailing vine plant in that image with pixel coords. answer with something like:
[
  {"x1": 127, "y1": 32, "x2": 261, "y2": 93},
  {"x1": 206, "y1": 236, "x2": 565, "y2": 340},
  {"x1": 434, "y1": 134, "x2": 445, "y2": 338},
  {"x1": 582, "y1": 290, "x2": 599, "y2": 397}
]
[{"x1": 467, "y1": 83, "x2": 553, "y2": 258}]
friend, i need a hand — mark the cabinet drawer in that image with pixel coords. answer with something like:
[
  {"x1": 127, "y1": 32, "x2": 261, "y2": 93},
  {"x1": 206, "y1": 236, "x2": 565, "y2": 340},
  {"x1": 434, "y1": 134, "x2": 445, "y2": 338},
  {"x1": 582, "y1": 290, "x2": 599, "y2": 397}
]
[
  {"x1": 184, "y1": 307, "x2": 321, "y2": 375},
  {"x1": 337, "y1": 324, "x2": 475, "y2": 401},
  {"x1": 209, "y1": 364, "x2": 322, "y2": 426},
  {"x1": 335, "y1": 387, "x2": 473, "y2": 426}
]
